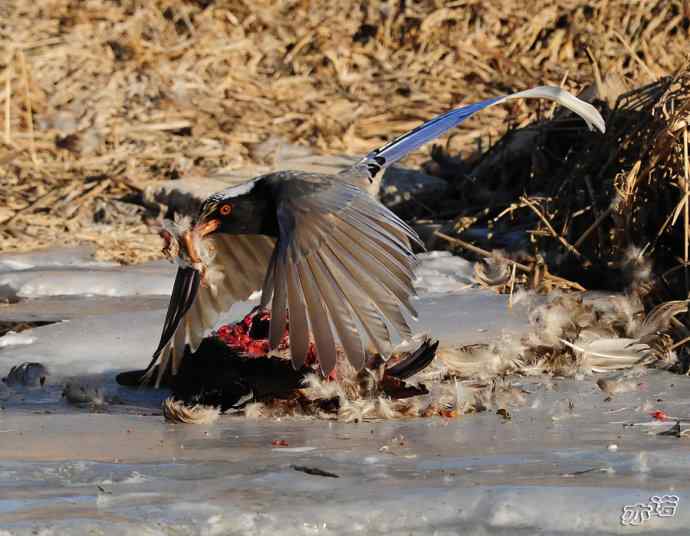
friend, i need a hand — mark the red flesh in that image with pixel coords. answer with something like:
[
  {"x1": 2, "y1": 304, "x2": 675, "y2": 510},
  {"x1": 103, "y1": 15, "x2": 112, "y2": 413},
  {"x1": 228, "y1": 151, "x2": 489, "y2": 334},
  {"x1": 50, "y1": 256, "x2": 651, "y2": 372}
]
[{"x1": 215, "y1": 308, "x2": 320, "y2": 367}]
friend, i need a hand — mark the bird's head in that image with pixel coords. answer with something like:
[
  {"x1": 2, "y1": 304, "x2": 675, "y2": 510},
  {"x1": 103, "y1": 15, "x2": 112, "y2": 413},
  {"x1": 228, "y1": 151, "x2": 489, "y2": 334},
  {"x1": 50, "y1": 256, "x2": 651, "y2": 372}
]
[{"x1": 193, "y1": 177, "x2": 277, "y2": 238}]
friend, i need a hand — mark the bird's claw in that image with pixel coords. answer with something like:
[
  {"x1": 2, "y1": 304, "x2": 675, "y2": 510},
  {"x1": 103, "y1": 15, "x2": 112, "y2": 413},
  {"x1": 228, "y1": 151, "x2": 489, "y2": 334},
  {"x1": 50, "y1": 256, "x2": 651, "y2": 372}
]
[{"x1": 159, "y1": 229, "x2": 179, "y2": 262}]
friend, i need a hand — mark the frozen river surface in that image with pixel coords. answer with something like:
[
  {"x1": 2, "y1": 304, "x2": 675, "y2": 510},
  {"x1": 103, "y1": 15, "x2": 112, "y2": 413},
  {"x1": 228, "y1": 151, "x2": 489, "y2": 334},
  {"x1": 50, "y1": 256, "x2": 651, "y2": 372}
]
[{"x1": 0, "y1": 247, "x2": 688, "y2": 535}]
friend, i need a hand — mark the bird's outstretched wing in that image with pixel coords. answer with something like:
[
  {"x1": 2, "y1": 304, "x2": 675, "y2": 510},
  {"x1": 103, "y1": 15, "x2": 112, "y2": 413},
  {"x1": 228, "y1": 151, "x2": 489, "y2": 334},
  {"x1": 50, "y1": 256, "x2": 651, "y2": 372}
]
[
  {"x1": 344, "y1": 85, "x2": 605, "y2": 181},
  {"x1": 147, "y1": 234, "x2": 275, "y2": 385},
  {"x1": 262, "y1": 174, "x2": 422, "y2": 375},
  {"x1": 149, "y1": 85, "x2": 605, "y2": 382}
]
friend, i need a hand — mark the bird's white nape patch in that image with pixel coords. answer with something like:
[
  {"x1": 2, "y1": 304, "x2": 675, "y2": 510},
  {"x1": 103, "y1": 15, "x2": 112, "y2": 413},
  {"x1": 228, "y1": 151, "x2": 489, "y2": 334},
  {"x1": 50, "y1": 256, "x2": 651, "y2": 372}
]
[
  {"x1": 213, "y1": 177, "x2": 260, "y2": 200},
  {"x1": 205, "y1": 177, "x2": 260, "y2": 206}
]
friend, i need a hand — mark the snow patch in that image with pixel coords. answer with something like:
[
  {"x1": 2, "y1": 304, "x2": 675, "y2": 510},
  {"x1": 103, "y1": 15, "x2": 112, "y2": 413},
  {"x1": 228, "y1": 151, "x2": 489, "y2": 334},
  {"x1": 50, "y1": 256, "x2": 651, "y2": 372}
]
[{"x1": 414, "y1": 251, "x2": 475, "y2": 295}]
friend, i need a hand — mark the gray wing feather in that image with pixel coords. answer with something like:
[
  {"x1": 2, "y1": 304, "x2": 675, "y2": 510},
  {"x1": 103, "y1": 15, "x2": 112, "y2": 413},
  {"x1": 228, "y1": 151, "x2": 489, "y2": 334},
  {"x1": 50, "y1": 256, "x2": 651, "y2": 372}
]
[
  {"x1": 269, "y1": 252, "x2": 288, "y2": 349},
  {"x1": 285, "y1": 256, "x2": 310, "y2": 369},
  {"x1": 330, "y1": 215, "x2": 417, "y2": 316},
  {"x1": 308, "y1": 252, "x2": 366, "y2": 370},
  {"x1": 321, "y1": 240, "x2": 392, "y2": 355},
  {"x1": 329, "y1": 228, "x2": 413, "y2": 339},
  {"x1": 260, "y1": 246, "x2": 277, "y2": 308},
  {"x1": 266, "y1": 175, "x2": 419, "y2": 374},
  {"x1": 297, "y1": 215, "x2": 367, "y2": 370},
  {"x1": 297, "y1": 260, "x2": 338, "y2": 375},
  {"x1": 345, "y1": 208, "x2": 419, "y2": 271}
]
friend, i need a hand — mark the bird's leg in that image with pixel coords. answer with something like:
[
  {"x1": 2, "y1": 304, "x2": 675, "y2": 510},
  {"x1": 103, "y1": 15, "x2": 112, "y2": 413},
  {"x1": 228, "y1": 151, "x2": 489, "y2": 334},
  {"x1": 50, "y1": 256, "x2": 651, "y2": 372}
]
[
  {"x1": 182, "y1": 229, "x2": 208, "y2": 285},
  {"x1": 187, "y1": 218, "x2": 220, "y2": 286}
]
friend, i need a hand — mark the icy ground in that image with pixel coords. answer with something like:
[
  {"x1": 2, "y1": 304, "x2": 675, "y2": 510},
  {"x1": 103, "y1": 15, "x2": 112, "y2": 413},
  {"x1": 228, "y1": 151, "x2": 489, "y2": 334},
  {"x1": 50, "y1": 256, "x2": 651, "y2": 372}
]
[{"x1": 0, "y1": 247, "x2": 688, "y2": 535}]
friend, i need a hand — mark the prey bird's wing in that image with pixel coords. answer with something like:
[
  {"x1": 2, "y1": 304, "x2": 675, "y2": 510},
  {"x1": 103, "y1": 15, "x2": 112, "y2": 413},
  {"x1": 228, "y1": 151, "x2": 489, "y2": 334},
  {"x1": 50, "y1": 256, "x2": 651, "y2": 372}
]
[
  {"x1": 263, "y1": 175, "x2": 422, "y2": 375},
  {"x1": 147, "y1": 234, "x2": 275, "y2": 385},
  {"x1": 343, "y1": 85, "x2": 605, "y2": 181}
]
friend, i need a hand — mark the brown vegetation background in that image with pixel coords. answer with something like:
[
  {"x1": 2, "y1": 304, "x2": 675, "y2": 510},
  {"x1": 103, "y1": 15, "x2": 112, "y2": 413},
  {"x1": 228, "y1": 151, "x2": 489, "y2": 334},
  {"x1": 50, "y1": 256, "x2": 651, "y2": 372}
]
[{"x1": 1, "y1": 0, "x2": 688, "y2": 263}]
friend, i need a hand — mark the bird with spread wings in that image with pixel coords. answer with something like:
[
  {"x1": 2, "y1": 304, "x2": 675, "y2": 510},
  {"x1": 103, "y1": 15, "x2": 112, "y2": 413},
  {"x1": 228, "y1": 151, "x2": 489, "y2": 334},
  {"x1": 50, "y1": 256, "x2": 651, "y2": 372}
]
[{"x1": 146, "y1": 86, "x2": 605, "y2": 386}]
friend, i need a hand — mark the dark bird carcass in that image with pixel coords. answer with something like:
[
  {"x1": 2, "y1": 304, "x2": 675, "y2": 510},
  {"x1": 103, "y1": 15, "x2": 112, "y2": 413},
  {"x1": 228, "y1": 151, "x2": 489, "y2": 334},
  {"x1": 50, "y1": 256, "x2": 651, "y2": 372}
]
[{"x1": 143, "y1": 86, "x2": 605, "y2": 394}]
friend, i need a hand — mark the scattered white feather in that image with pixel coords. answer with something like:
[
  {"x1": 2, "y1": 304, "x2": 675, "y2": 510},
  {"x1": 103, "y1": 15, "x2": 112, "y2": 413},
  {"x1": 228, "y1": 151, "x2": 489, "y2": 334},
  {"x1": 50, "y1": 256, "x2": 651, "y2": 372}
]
[
  {"x1": 562, "y1": 337, "x2": 653, "y2": 373},
  {"x1": 163, "y1": 398, "x2": 220, "y2": 424},
  {"x1": 438, "y1": 343, "x2": 521, "y2": 380},
  {"x1": 528, "y1": 299, "x2": 575, "y2": 347}
]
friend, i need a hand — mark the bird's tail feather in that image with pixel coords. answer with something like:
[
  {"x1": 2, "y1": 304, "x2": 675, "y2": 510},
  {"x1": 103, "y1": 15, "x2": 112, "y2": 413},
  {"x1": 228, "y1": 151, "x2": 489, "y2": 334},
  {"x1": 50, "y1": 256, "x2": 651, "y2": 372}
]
[{"x1": 348, "y1": 85, "x2": 605, "y2": 180}]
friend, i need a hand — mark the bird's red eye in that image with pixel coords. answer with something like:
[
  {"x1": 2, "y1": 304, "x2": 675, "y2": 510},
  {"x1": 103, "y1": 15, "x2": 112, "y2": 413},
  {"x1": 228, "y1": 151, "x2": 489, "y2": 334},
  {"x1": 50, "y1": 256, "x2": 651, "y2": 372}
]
[{"x1": 219, "y1": 204, "x2": 232, "y2": 216}]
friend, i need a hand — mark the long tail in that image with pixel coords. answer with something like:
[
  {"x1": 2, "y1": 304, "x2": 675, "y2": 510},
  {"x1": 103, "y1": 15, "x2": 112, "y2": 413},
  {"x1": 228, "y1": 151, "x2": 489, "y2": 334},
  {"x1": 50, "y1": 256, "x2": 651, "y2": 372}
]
[{"x1": 346, "y1": 86, "x2": 605, "y2": 180}]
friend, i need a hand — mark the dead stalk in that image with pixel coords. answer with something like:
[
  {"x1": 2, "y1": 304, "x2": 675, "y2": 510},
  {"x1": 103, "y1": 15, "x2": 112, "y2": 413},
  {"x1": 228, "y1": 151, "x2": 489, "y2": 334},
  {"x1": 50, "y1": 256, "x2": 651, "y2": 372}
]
[
  {"x1": 683, "y1": 127, "x2": 690, "y2": 296},
  {"x1": 520, "y1": 196, "x2": 588, "y2": 263},
  {"x1": 17, "y1": 49, "x2": 37, "y2": 166},
  {"x1": 3, "y1": 48, "x2": 11, "y2": 145}
]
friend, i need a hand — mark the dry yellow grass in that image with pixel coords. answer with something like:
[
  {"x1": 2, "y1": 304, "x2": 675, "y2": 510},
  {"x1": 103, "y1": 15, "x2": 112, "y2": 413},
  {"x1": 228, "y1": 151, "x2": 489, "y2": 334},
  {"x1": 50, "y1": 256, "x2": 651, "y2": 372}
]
[{"x1": 1, "y1": 0, "x2": 688, "y2": 262}]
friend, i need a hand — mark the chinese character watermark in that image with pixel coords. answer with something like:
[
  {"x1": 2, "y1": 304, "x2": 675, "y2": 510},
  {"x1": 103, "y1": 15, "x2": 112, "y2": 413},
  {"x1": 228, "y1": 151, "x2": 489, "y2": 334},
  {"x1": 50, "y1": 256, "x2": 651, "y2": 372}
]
[{"x1": 621, "y1": 495, "x2": 679, "y2": 526}]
